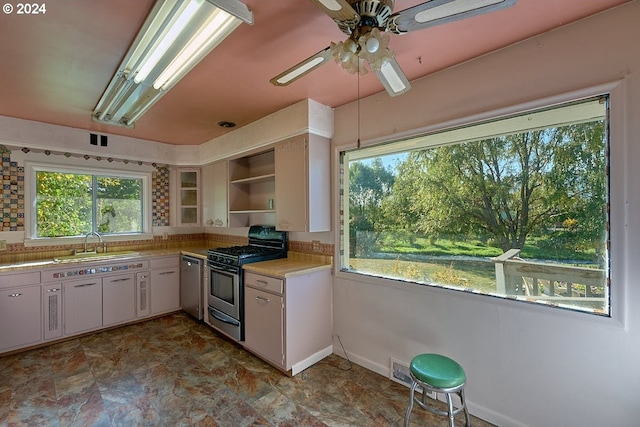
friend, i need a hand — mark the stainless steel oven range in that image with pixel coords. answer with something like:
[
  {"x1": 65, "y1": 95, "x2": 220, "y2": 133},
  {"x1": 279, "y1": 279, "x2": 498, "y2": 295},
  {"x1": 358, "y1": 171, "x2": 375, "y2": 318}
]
[{"x1": 206, "y1": 225, "x2": 287, "y2": 342}]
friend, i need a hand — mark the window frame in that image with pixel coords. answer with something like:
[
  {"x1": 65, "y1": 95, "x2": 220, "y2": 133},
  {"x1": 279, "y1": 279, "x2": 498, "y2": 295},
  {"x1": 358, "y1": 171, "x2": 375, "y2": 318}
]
[
  {"x1": 24, "y1": 161, "x2": 153, "y2": 245},
  {"x1": 335, "y1": 81, "x2": 627, "y2": 327}
]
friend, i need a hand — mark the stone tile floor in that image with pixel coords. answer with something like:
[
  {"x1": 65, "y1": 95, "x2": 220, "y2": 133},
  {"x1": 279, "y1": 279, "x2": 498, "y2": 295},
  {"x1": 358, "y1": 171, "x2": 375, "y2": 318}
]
[{"x1": 0, "y1": 313, "x2": 494, "y2": 426}]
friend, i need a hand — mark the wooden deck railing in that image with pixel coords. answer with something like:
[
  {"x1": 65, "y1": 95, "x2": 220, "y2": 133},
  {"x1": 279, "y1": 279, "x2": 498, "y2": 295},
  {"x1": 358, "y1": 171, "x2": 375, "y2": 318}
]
[{"x1": 492, "y1": 249, "x2": 607, "y2": 307}]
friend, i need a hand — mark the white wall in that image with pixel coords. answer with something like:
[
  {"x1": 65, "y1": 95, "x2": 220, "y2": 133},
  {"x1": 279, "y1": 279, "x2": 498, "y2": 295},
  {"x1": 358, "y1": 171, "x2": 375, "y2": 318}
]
[{"x1": 331, "y1": 3, "x2": 640, "y2": 427}]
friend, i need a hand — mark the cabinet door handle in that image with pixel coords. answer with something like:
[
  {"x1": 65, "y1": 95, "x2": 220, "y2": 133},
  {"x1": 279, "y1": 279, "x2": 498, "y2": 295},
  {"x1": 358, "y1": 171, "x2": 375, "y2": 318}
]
[
  {"x1": 74, "y1": 283, "x2": 96, "y2": 288},
  {"x1": 138, "y1": 274, "x2": 147, "y2": 279},
  {"x1": 255, "y1": 296, "x2": 270, "y2": 302},
  {"x1": 159, "y1": 271, "x2": 176, "y2": 275},
  {"x1": 8, "y1": 293, "x2": 22, "y2": 297},
  {"x1": 46, "y1": 288, "x2": 60, "y2": 292},
  {"x1": 109, "y1": 278, "x2": 132, "y2": 283},
  {"x1": 256, "y1": 280, "x2": 268, "y2": 286}
]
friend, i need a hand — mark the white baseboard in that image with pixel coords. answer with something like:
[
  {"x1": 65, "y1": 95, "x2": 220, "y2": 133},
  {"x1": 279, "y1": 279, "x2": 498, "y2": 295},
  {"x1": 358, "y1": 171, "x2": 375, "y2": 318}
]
[{"x1": 292, "y1": 345, "x2": 334, "y2": 376}]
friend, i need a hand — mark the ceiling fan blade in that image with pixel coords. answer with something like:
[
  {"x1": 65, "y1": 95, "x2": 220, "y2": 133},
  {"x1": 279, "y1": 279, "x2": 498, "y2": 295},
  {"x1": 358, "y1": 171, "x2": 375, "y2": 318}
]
[
  {"x1": 270, "y1": 47, "x2": 333, "y2": 86},
  {"x1": 374, "y1": 57, "x2": 411, "y2": 97},
  {"x1": 308, "y1": 0, "x2": 360, "y2": 31},
  {"x1": 388, "y1": 0, "x2": 517, "y2": 34}
]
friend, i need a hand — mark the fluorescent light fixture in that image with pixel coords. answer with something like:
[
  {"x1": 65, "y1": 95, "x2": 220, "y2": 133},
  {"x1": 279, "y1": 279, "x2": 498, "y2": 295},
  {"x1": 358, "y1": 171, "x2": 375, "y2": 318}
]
[{"x1": 93, "y1": 0, "x2": 252, "y2": 128}]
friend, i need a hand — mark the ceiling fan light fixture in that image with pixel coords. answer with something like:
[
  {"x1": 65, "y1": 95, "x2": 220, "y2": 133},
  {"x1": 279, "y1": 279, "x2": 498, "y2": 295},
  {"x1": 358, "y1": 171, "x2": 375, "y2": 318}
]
[
  {"x1": 93, "y1": 0, "x2": 252, "y2": 128},
  {"x1": 365, "y1": 37, "x2": 380, "y2": 53},
  {"x1": 273, "y1": 0, "x2": 514, "y2": 97},
  {"x1": 356, "y1": 28, "x2": 393, "y2": 71},
  {"x1": 330, "y1": 41, "x2": 367, "y2": 75}
]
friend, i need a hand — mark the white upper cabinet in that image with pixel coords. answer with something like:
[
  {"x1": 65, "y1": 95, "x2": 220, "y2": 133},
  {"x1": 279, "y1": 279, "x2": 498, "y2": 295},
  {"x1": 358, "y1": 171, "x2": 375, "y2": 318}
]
[{"x1": 275, "y1": 134, "x2": 330, "y2": 232}]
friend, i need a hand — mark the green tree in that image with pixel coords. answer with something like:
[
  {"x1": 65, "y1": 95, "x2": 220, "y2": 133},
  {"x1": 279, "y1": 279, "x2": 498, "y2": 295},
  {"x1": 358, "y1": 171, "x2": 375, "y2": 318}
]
[
  {"x1": 348, "y1": 158, "x2": 395, "y2": 255},
  {"x1": 390, "y1": 121, "x2": 606, "y2": 254},
  {"x1": 36, "y1": 172, "x2": 92, "y2": 237},
  {"x1": 96, "y1": 177, "x2": 142, "y2": 233}
]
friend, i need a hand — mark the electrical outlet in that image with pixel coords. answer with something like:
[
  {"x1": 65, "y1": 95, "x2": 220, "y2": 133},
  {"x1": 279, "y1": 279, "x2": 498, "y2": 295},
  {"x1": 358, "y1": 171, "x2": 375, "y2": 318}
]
[
  {"x1": 0, "y1": 240, "x2": 6, "y2": 251},
  {"x1": 312, "y1": 240, "x2": 321, "y2": 252}
]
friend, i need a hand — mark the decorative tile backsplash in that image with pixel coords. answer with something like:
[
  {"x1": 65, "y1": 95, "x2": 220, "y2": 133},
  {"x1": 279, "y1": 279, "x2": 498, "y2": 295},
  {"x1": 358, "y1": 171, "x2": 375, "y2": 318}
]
[
  {"x1": 1, "y1": 152, "x2": 25, "y2": 232},
  {"x1": 152, "y1": 166, "x2": 170, "y2": 226}
]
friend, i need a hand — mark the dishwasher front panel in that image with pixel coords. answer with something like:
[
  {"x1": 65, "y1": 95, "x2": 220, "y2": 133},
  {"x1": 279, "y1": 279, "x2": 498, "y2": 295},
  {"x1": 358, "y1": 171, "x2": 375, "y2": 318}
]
[{"x1": 180, "y1": 256, "x2": 203, "y2": 320}]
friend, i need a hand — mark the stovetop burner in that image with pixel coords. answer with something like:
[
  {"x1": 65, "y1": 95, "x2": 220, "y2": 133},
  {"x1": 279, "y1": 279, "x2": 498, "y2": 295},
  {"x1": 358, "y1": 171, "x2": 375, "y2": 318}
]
[
  {"x1": 207, "y1": 225, "x2": 288, "y2": 267},
  {"x1": 210, "y1": 245, "x2": 281, "y2": 259}
]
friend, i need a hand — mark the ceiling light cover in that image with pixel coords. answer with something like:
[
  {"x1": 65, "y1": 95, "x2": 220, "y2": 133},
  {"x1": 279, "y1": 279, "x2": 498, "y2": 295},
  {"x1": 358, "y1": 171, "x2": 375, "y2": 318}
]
[
  {"x1": 329, "y1": 28, "x2": 394, "y2": 75},
  {"x1": 93, "y1": 0, "x2": 252, "y2": 128}
]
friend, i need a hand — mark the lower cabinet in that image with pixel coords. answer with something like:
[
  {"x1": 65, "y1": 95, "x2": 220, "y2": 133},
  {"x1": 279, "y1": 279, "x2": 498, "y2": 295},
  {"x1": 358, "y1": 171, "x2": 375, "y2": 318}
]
[
  {"x1": 244, "y1": 286, "x2": 285, "y2": 367},
  {"x1": 103, "y1": 273, "x2": 136, "y2": 326},
  {"x1": 150, "y1": 256, "x2": 180, "y2": 315},
  {"x1": 243, "y1": 268, "x2": 332, "y2": 375},
  {"x1": 0, "y1": 254, "x2": 181, "y2": 355},
  {"x1": 63, "y1": 278, "x2": 102, "y2": 336},
  {"x1": 0, "y1": 284, "x2": 42, "y2": 351}
]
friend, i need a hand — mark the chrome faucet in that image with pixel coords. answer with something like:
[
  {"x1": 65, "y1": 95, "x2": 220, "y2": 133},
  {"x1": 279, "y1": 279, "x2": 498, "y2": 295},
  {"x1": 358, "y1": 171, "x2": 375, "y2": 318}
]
[{"x1": 83, "y1": 231, "x2": 106, "y2": 253}]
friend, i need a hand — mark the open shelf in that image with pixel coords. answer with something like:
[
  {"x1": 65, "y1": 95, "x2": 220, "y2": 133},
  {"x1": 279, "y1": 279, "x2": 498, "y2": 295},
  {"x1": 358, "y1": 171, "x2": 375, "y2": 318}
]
[
  {"x1": 227, "y1": 150, "x2": 276, "y2": 226},
  {"x1": 230, "y1": 173, "x2": 275, "y2": 185}
]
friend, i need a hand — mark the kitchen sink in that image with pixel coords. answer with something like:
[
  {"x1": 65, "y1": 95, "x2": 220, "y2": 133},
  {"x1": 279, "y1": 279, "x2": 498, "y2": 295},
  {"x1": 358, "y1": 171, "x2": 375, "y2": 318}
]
[{"x1": 53, "y1": 250, "x2": 140, "y2": 263}]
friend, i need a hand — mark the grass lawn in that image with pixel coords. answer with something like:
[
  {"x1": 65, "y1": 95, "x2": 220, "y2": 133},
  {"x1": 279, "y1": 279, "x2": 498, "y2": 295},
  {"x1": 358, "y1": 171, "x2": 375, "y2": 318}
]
[
  {"x1": 377, "y1": 234, "x2": 598, "y2": 264},
  {"x1": 349, "y1": 257, "x2": 497, "y2": 294},
  {"x1": 348, "y1": 233, "x2": 601, "y2": 295}
]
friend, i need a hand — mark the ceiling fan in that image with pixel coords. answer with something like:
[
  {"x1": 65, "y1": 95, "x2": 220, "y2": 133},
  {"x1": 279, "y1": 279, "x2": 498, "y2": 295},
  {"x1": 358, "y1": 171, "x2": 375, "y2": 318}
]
[{"x1": 270, "y1": 0, "x2": 517, "y2": 97}]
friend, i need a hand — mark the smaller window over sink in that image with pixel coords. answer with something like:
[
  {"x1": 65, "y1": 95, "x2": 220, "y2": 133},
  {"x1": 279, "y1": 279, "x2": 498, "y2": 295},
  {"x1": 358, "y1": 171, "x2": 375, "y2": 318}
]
[{"x1": 26, "y1": 163, "x2": 151, "y2": 239}]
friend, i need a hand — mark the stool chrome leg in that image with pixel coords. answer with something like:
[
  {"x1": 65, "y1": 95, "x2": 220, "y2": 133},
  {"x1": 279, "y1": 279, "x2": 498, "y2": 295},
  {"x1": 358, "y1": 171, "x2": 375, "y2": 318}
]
[
  {"x1": 445, "y1": 392, "x2": 455, "y2": 427},
  {"x1": 460, "y1": 388, "x2": 471, "y2": 427},
  {"x1": 404, "y1": 381, "x2": 417, "y2": 427}
]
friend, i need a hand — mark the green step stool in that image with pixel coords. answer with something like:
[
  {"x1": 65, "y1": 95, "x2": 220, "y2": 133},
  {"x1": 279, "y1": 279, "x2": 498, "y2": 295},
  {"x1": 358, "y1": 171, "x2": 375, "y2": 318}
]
[{"x1": 404, "y1": 353, "x2": 470, "y2": 427}]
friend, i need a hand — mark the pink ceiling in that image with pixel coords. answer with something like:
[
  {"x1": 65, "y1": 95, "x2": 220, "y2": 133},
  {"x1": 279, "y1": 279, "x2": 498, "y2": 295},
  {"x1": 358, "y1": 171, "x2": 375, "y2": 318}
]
[{"x1": 0, "y1": 0, "x2": 631, "y2": 145}]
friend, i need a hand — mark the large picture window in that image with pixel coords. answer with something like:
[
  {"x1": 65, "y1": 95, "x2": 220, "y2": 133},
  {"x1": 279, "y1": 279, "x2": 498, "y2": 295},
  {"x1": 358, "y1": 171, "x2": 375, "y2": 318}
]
[
  {"x1": 340, "y1": 96, "x2": 610, "y2": 316},
  {"x1": 31, "y1": 166, "x2": 149, "y2": 238}
]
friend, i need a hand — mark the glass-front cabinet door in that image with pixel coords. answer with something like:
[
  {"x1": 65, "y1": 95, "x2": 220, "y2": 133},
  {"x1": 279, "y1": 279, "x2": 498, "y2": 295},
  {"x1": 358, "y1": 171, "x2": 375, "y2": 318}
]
[{"x1": 178, "y1": 168, "x2": 200, "y2": 226}]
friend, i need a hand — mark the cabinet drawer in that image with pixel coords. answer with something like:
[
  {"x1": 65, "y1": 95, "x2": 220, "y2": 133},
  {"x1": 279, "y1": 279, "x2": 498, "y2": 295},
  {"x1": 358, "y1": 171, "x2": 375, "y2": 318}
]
[
  {"x1": 150, "y1": 255, "x2": 179, "y2": 270},
  {"x1": 0, "y1": 271, "x2": 41, "y2": 289},
  {"x1": 244, "y1": 272, "x2": 283, "y2": 295}
]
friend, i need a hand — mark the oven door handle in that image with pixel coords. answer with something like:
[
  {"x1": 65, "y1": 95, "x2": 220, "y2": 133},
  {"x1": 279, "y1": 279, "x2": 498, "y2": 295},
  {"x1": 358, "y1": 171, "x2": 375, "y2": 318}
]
[
  {"x1": 208, "y1": 264, "x2": 238, "y2": 274},
  {"x1": 209, "y1": 309, "x2": 240, "y2": 326}
]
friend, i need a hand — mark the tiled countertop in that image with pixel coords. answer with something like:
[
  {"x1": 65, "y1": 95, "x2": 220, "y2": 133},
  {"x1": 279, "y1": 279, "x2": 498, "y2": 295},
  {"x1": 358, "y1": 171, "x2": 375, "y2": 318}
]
[
  {"x1": 243, "y1": 253, "x2": 332, "y2": 279},
  {"x1": 0, "y1": 247, "x2": 332, "y2": 276},
  {"x1": 0, "y1": 247, "x2": 209, "y2": 273},
  {"x1": 179, "y1": 248, "x2": 209, "y2": 260}
]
